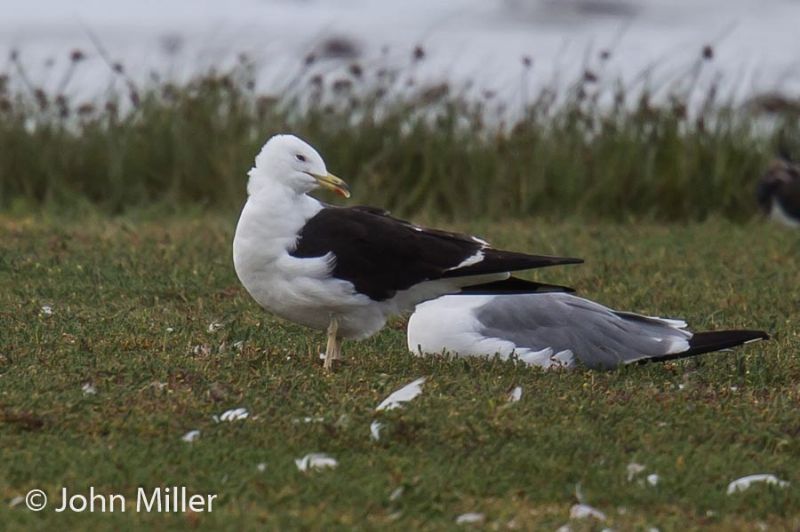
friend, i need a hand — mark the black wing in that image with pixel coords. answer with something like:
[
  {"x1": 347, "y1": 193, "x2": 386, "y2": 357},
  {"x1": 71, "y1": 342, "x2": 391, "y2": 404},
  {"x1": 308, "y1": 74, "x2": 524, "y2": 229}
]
[{"x1": 290, "y1": 206, "x2": 581, "y2": 301}]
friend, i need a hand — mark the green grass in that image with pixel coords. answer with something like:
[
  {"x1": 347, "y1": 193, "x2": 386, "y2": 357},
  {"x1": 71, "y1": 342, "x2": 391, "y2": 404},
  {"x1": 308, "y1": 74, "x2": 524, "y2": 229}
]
[
  {"x1": 1, "y1": 213, "x2": 798, "y2": 530},
  {"x1": 1, "y1": 55, "x2": 799, "y2": 221}
]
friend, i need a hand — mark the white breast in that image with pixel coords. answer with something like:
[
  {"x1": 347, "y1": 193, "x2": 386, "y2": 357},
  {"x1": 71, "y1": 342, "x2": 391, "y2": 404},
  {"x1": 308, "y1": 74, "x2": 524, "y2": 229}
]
[
  {"x1": 232, "y1": 188, "x2": 382, "y2": 337},
  {"x1": 771, "y1": 200, "x2": 800, "y2": 228}
]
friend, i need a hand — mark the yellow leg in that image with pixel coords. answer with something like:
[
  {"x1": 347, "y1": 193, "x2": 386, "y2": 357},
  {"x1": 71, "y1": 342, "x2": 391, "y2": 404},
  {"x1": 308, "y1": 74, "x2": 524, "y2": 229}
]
[{"x1": 324, "y1": 317, "x2": 340, "y2": 371}]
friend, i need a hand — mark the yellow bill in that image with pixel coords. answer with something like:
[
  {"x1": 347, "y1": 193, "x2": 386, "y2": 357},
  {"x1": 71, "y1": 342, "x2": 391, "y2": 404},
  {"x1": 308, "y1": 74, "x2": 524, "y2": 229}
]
[{"x1": 310, "y1": 172, "x2": 351, "y2": 198}]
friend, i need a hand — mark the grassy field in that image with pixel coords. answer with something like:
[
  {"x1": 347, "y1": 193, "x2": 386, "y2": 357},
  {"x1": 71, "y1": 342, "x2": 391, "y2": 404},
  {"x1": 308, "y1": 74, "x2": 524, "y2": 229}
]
[{"x1": 1, "y1": 213, "x2": 798, "y2": 530}]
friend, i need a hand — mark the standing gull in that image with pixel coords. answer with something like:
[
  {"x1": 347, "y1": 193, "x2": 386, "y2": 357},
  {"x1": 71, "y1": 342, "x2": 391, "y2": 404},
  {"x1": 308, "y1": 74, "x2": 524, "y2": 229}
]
[
  {"x1": 232, "y1": 134, "x2": 581, "y2": 369},
  {"x1": 757, "y1": 157, "x2": 800, "y2": 227},
  {"x1": 407, "y1": 293, "x2": 767, "y2": 370}
]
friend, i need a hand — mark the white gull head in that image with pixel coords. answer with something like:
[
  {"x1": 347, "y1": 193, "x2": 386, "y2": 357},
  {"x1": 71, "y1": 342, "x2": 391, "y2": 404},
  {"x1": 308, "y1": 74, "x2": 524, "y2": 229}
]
[{"x1": 246, "y1": 134, "x2": 349, "y2": 198}]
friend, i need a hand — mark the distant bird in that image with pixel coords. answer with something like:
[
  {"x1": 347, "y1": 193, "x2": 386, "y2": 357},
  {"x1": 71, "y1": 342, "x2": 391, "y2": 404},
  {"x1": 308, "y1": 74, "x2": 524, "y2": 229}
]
[
  {"x1": 232, "y1": 135, "x2": 581, "y2": 370},
  {"x1": 757, "y1": 157, "x2": 800, "y2": 227},
  {"x1": 407, "y1": 293, "x2": 768, "y2": 370}
]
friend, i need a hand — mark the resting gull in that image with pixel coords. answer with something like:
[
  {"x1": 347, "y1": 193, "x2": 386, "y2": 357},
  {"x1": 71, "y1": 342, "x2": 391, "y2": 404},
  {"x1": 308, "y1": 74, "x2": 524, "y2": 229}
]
[
  {"x1": 757, "y1": 157, "x2": 800, "y2": 227},
  {"x1": 407, "y1": 293, "x2": 768, "y2": 370},
  {"x1": 232, "y1": 134, "x2": 581, "y2": 369}
]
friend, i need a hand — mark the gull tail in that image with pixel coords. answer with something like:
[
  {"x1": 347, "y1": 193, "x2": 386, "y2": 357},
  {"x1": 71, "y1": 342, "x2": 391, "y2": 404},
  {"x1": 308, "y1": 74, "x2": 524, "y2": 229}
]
[{"x1": 644, "y1": 329, "x2": 769, "y2": 364}]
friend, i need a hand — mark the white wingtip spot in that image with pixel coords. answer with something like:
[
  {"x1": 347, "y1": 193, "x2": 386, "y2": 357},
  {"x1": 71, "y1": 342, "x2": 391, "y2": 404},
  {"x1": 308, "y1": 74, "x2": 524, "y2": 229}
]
[{"x1": 446, "y1": 250, "x2": 485, "y2": 272}]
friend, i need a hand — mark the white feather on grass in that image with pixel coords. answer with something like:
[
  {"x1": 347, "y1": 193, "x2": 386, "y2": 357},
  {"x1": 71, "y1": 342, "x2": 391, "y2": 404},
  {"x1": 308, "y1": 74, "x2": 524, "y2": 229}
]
[
  {"x1": 295, "y1": 453, "x2": 338, "y2": 472},
  {"x1": 570, "y1": 504, "x2": 606, "y2": 520},
  {"x1": 376, "y1": 377, "x2": 425, "y2": 411},
  {"x1": 727, "y1": 474, "x2": 789, "y2": 494},
  {"x1": 181, "y1": 430, "x2": 201, "y2": 442},
  {"x1": 626, "y1": 463, "x2": 646, "y2": 481},
  {"x1": 370, "y1": 421, "x2": 384, "y2": 441},
  {"x1": 455, "y1": 512, "x2": 485, "y2": 524},
  {"x1": 214, "y1": 407, "x2": 249, "y2": 422}
]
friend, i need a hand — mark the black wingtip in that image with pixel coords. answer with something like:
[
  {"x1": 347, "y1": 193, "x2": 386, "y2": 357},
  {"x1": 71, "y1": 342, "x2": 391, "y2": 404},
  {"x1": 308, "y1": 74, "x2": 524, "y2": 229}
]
[
  {"x1": 648, "y1": 329, "x2": 769, "y2": 364},
  {"x1": 685, "y1": 329, "x2": 769, "y2": 355},
  {"x1": 459, "y1": 276, "x2": 576, "y2": 295}
]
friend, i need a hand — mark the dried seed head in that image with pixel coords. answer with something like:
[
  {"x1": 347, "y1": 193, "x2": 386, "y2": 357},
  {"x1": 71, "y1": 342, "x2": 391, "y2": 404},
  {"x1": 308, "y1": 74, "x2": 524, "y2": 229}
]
[
  {"x1": 702, "y1": 45, "x2": 713, "y2": 60},
  {"x1": 77, "y1": 103, "x2": 95, "y2": 116},
  {"x1": 0, "y1": 98, "x2": 11, "y2": 112},
  {"x1": 129, "y1": 88, "x2": 140, "y2": 107},
  {"x1": 319, "y1": 36, "x2": 360, "y2": 59},
  {"x1": 304, "y1": 53, "x2": 316, "y2": 66},
  {"x1": 70, "y1": 49, "x2": 85, "y2": 62},
  {"x1": 160, "y1": 34, "x2": 183, "y2": 55},
  {"x1": 112, "y1": 62, "x2": 124, "y2": 74},
  {"x1": 310, "y1": 74, "x2": 323, "y2": 87},
  {"x1": 161, "y1": 83, "x2": 178, "y2": 101},
  {"x1": 412, "y1": 45, "x2": 425, "y2": 62},
  {"x1": 583, "y1": 70, "x2": 598, "y2": 83},
  {"x1": 672, "y1": 102, "x2": 687, "y2": 119},
  {"x1": 419, "y1": 83, "x2": 449, "y2": 104},
  {"x1": 256, "y1": 95, "x2": 277, "y2": 118},
  {"x1": 599, "y1": 49, "x2": 611, "y2": 60},
  {"x1": 349, "y1": 63, "x2": 363, "y2": 78},
  {"x1": 522, "y1": 55, "x2": 532, "y2": 68},
  {"x1": 332, "y1": 78, "x2": 352, "y2": 93},
  {"x1": 34, "y1": 88, "x2": 48, "y2": 109}
]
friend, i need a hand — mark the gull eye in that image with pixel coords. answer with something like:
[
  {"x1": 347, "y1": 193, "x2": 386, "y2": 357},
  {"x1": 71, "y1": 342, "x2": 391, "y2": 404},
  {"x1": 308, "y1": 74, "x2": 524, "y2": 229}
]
[{"x1": 295, "y1": 154, "x2": 306, "y2": 162}]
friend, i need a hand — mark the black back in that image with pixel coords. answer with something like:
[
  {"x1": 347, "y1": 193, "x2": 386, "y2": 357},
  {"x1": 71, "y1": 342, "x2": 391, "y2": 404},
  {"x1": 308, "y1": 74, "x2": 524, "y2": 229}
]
[{"x1": 290, "y1": 206, "x2": 581, "y2": 301}]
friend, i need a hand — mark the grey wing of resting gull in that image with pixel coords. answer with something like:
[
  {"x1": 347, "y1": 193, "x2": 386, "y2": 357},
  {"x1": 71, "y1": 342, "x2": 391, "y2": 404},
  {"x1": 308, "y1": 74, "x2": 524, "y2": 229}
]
[{"x1": 406, "y1": 293, "x2": 768, "y2": 370}]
